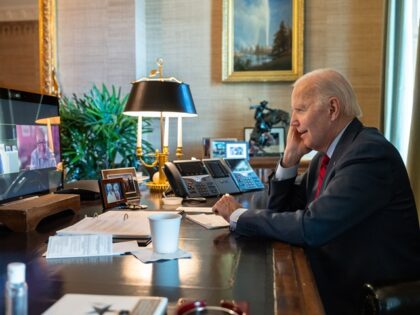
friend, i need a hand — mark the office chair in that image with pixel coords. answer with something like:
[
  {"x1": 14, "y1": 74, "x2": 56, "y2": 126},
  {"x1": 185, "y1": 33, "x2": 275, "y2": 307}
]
[{"x1": 361, "y1": 280, "x2": 420, "y2": 315}]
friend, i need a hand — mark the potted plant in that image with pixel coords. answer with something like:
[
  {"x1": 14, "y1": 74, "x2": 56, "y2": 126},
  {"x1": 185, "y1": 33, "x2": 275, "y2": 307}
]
[{"x1": 60, "y1": 84, "x2": 154, "y2": 181}]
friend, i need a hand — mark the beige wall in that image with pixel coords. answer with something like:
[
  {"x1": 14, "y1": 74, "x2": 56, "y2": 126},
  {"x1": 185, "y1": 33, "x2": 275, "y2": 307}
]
[
  {"x1": 57, "y1": 0, "x2": 385, "y2": 159},
  {"x1": 0, "y1": 21, "x2": 39, "y2": 93}
]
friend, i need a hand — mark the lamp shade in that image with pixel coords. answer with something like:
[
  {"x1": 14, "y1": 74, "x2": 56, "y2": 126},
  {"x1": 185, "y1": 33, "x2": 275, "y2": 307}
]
[{"x1": 124, "y1": 80, "x2": 197, "y2": 117}]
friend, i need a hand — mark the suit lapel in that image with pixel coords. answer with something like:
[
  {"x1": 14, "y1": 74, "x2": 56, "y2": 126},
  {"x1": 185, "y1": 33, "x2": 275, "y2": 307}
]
[
  {"x1": 322, "y1": 118, "x2": 364, "y2": 190},
  {"x1": 305, "y1": 118, "x2": 364, "y2": 203}
]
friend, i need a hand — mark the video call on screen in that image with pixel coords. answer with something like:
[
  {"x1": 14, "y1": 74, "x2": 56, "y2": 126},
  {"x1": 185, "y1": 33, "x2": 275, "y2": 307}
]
[{"x1": 0, "y1": 89, "x2": 62, "y2": 203}]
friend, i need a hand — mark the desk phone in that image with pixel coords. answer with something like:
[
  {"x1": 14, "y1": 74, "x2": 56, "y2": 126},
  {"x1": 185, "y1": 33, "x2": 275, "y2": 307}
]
[
  {"x1": 223, "y1": 158, "x2": 265, "y2": 192},
  {"x1": 164, "y1": 158, "x2": 263, "y2": 198},
  {"x1": 202, "y1": 159, "x2": 240, "y2": 194},
  {"x1": 164, "y1": 160, "x2": 220, "y2": 198}
]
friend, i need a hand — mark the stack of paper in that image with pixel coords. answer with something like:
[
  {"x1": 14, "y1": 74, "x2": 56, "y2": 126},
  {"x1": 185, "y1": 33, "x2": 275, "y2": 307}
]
[
  {"x1": 45, "y1": 234, "x2": 140, "y2": 259},
  {"x1": 186, "y1": 214, "x2": 229, "y2": 229}
]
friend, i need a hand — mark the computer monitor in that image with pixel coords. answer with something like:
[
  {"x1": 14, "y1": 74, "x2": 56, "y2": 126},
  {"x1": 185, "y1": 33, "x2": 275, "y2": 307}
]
[{"x1": 0, "y1": 88, "x2": 62, "y2": 203}]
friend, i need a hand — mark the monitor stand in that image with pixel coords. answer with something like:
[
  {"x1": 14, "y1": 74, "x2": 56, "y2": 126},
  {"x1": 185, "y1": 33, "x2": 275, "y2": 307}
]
[{"x1": 0, "y1": 194, "x2": 80, "y2": 232}]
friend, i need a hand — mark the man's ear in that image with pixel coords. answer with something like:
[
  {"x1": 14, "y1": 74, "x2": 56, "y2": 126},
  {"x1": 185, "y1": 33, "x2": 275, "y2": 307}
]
[{"x1": 328, "y1": 97, "x2": 340, "y2": 121}]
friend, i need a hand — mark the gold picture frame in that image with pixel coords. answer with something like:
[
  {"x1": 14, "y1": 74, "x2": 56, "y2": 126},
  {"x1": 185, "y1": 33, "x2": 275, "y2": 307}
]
[
  {"x1": 222, "y1": 0, "x2": 304, "y2": 82},
  {"x1": 39, "y1": 0, "x2": 59, "y2": 95}
]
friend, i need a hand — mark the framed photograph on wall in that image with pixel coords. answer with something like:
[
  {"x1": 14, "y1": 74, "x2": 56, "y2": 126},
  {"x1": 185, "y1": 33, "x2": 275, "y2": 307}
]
[
  {"x1": 99, "y1": 178, "x2": 127, "y2": 209},
  {"x1": 244, "y1": 127, "x2": 285, "y2": 157},
  {"x1": 101, "y1": 167, "x2": 140, "y2": 200},
  {"x1": 222, "y1": 0, "x2": 304, "y2": 82}
]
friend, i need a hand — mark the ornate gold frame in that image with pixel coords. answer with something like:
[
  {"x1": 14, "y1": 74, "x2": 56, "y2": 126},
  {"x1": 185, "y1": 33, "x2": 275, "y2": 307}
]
[
  {"x1": 222, "y1": 0, "x2": 304, "y2": 82},
  {"x1": 39, "y1": 0, "x2": 58, "y2": 96}
]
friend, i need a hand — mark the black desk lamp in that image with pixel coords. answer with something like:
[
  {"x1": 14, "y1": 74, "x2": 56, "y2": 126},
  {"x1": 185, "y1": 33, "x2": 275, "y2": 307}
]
[{"x1": 124, "y1": 59, "x2": 197, "y2": 191}]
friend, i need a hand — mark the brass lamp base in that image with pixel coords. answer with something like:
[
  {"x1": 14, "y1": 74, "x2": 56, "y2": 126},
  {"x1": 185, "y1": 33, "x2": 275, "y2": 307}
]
[
  {"x1": 137, "y1": 148, "x2": 171, "y2": 193},
  {"x1": 146, "y1": 181, "x2": 170, "y2": 192}
]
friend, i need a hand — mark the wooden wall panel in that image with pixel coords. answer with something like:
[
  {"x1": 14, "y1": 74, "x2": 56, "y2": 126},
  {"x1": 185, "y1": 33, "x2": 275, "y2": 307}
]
[{"x1": 0, "y1": 21, "x2": 39, "y2": 93}]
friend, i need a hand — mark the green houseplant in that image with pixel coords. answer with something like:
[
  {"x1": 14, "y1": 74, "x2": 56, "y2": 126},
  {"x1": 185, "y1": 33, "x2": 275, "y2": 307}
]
[{"x1": 60, "y1": 84, "x2": 154, "y2": 181}]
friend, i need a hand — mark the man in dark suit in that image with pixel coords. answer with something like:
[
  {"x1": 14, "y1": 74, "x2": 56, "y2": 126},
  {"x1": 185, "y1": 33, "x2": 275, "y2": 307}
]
[{"x1": 213, "y1": 69, "x2": 420, "y2": 315}]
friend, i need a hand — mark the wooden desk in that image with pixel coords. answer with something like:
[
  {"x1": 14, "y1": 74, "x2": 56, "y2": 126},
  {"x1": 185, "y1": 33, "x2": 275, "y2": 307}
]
[{"x1": 0, "y1": 190, "x2": 324, "y2": 315}]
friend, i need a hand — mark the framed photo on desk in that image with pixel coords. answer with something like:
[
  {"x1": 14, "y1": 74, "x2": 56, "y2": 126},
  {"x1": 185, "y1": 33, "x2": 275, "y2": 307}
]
[
  {"x1": 99, "y1": 178, "x2": 127, "y2": 209},
  {"x1": 244, "y1": 127, "x2": 285, "y2": 157},
  {"x1": 101, "y1": 167, "x2": 140, "y2": 200}
]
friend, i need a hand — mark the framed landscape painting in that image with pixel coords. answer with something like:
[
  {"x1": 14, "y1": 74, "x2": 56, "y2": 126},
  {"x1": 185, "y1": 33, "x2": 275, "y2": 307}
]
[{"x1": 222, "y1": 0, "x2": 304, "y2": 82}]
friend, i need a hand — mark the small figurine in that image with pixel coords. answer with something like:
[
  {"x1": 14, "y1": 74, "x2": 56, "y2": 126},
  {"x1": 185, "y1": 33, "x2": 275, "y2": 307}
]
[{"x1": 249, "y1": 100, "x2": 290, "y2": 155}]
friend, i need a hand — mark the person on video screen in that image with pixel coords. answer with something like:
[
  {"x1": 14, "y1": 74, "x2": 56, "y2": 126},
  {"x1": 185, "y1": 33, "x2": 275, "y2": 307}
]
[{"x1": 29, "y1": 127, "x2": 57, "y2": 170}]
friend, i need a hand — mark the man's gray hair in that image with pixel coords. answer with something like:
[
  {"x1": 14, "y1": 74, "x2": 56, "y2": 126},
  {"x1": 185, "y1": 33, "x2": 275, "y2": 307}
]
[{"x1": 295, "y1": 69, "x2": 362, "y2": 118}]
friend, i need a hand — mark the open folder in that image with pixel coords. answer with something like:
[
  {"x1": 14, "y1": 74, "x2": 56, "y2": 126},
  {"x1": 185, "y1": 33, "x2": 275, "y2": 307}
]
[{"x1": 56, "y1": 211, "x2": 160, "y2": 238}]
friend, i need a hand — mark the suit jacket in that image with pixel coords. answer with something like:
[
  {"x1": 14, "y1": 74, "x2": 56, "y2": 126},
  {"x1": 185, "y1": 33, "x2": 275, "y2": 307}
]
[{"x1": 235, "y1": 118, "x2": 420, "y2": 315}]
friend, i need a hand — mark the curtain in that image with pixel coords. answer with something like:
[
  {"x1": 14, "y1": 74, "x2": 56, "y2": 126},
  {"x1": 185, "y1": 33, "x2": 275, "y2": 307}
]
[
  {"x1": 407, "y1": 22, "x2": 420, "y2": 219},
  {"x1": 383, "y1": 0, "x2": 416, "y2": 162}
]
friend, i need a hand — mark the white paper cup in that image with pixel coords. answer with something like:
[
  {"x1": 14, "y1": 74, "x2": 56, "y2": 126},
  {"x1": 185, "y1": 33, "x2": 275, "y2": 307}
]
[{"x1": 148, "y1": 213, "x2": 182, "y2": 254}]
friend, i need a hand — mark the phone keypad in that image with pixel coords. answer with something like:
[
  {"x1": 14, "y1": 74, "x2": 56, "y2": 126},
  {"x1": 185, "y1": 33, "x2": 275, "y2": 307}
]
[
  {"x1": 184, "y1": 177, "x2": 219, "y2": 197},
  {"x1": 234, "y1": 173, "x2": 264, "y2": 191}
]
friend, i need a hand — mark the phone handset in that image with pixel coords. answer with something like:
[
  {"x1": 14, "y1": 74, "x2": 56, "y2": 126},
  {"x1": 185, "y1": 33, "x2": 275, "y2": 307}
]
[{"x1": 163, "y1": 162, "x2": 190, "y2": 197}]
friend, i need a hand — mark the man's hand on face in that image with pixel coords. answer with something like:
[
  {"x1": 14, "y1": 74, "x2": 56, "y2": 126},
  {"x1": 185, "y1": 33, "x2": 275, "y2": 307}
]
[
  {"x1": 212, "y1": 195, "x2": 242, "y2": 222},
  {"x1": 282, "y1": 126, "x2": 311, "y2": 167}
]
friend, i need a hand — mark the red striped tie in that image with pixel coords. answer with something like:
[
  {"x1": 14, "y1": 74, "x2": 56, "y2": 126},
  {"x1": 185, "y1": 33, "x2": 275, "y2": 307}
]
[{"x1": 315, "y1": 155, "x2": 330, "y2": 199}]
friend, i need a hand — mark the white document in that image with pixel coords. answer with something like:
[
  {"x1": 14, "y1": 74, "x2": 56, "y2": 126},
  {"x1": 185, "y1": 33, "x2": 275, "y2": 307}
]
[
  {"x1": 46, "y1": 234, "x2": 113, "y2": 259},
  {"x1": 176, "y1": 206, "x2": 213, "y2": 213},
  {"x1": 186, "y1": 214, "x2": 230, "y2": 229},
  {"x1": 45, "y1": 238, "x2": 140, "y2": 259},
  {"x1": 56, "y1": 211, "x2": 161, "y2": 238}
]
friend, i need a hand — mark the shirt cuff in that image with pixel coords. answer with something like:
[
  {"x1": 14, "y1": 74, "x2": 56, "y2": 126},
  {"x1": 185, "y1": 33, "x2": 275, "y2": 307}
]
[
  {"x1": 275, "y1": 159, "x2": 298, "y2": 180},
  {"x1": 229, "y1": 208, "x2": 248, "y2": 231}
]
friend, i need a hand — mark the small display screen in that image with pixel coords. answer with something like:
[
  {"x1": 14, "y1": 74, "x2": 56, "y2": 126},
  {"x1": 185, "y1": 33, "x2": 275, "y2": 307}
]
[
  {"x1": 210, "y1": 140, "x2": 230, "y2": 159},
  {"x1": 210, "y1": 140, "x2": 249, "y2": 160},
  {"x1": 176, "y1": 161, "x2": 208, "y2": 176},
  {"x1": 204, "y1": 160, "x2": 229, "y2": 178},
  {"x1": 225, "y1": 142, "x2": 248, "y2": 159},
  {"x1": 224, "y1": 158, "x2": 252, "y2": 172}
]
